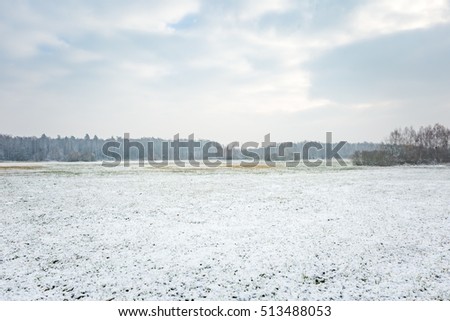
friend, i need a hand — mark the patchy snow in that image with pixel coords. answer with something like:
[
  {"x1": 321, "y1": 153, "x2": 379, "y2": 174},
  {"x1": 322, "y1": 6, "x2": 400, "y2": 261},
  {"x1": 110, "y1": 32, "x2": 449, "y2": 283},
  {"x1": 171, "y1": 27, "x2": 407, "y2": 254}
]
[{"x1": 1, "y1": 163, "x2": 449, "y2": 300}]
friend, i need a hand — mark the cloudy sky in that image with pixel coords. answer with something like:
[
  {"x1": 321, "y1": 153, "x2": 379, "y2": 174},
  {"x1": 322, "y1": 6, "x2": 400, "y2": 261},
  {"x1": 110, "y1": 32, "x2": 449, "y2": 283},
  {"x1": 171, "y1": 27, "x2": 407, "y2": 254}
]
[{"x1": 1, "y1": 0, "x2": 450, "y2": 143}]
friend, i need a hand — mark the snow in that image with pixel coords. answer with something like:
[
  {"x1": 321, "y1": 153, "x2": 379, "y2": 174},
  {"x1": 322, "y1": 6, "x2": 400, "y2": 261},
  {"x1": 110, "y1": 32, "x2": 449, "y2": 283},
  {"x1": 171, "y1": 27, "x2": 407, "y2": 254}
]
[{"x1": 1, "y1": 163, "x2": 450, "y2": 300}]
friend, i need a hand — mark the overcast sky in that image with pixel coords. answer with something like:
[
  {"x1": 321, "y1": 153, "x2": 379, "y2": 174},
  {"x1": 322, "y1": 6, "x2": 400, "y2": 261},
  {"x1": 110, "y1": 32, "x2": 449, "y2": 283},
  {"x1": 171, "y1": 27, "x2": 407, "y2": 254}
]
[{"x1": 1, "y1": 0, "x2": 450, "y2": 143}]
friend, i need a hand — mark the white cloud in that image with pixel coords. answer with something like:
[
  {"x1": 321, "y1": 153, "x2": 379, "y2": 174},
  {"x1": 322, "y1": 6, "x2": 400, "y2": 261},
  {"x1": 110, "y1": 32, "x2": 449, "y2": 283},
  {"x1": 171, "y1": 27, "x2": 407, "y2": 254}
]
[
  {"x1": 349, "y1": 100, "x2": 399, "y2": 110},
  {"x1": 351, "y1": 0, "x2": 450, "y2": 39},
  {"x1": 306, "y1": 0, "x2": 450, "y2": 49},
  {"x1": 0, "y1": 28, "x2": 69, "y2": 58},
  {"x1": 67, "y1": 49, "x2": 103, "y2": 63},
  {"x1": 120, "y1": 62, "x2": 172, "y2": 80},
  {"x1": 77, "y1": 0, "x2": 200, "y2": 35},
  {"x1": 236, "y1": 0, "x2": 294, "y2": 21}
]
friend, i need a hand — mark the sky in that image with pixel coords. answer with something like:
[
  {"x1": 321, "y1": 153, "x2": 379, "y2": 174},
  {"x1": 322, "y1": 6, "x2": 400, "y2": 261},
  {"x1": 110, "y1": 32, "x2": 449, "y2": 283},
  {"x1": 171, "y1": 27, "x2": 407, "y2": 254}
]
[{"x1": 1, "y1": 0, "x2": 450, "y2": 143}]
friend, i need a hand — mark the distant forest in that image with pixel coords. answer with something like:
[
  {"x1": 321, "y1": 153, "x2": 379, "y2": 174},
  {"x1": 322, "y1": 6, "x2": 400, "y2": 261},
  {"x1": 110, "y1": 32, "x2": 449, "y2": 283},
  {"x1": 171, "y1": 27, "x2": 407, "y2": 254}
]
[
  {"x1": 353, "y1": 124, "x2": 450, "y2": 166},
  {"x1": 1, "y1": 124, "x2": 448, "y2": 165},
  {"x1": 0, "y1": 133, "x2": 378, "y2": 162}
]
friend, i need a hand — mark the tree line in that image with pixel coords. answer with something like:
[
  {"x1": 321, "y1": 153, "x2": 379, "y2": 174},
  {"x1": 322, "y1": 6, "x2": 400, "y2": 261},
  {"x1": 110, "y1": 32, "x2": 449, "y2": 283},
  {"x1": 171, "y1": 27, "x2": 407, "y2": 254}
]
[
  {"x1": 352, "y1": 124, "x2": 450, "y2": 166},
  {"x1": 0, "y1": 133, "x2": 378, "y2": 162}
]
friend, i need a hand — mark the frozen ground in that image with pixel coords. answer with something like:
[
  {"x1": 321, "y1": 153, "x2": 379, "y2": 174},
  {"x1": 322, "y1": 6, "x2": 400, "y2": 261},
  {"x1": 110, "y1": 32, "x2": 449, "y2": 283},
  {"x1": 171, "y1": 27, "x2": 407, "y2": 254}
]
[{"x1": 1, "y1": 162, "x2": 449, "y2": 300}]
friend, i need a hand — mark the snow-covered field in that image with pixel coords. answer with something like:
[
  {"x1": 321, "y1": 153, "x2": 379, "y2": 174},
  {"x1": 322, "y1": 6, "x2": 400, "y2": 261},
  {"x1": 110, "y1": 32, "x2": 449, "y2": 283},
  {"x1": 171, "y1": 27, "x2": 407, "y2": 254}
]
[{"x1": 1, "y1": 162, "x2": 449, "y2": 300}]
